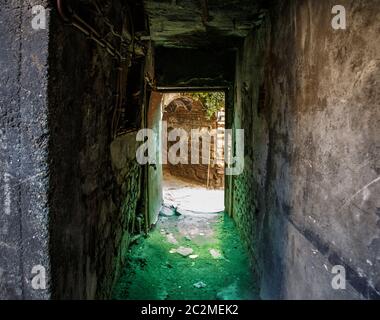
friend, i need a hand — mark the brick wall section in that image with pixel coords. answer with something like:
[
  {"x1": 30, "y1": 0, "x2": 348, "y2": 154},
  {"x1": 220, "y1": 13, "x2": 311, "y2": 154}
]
[{"x1": 163, "y1": 97, "x2": 224, "y2": 189}]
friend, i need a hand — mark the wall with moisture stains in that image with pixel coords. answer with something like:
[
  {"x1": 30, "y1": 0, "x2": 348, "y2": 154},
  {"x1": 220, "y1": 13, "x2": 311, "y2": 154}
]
[
  {"x1": 233, "y1": 0, "x2": 380, "y2": 299},
  {"x1": 47, "y1": 0, "x2": 145, "y2": 299}
]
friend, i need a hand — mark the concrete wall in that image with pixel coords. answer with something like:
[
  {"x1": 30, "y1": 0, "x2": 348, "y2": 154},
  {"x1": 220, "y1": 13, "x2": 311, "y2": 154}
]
[
  {"x1": 147, "y1": 92, "x2": 163, "y2": 226},
  {"x1": 0, "y1": 0, "x2": 154, "y2": 300},
  {"x1": 233, "y1": 0, "x2": 380, "y2": 299},
  {"x1": 47, "y1": 1, "x2": 144, "y2": 299},
  {"x1": 0, "y1": 0, "x2": 51, "y2": 299}
]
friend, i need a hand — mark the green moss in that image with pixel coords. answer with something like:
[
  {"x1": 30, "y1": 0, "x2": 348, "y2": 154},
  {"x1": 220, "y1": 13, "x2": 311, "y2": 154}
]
[{"x1": 112, "y1": 214, "x2": 258, "y2": 300}]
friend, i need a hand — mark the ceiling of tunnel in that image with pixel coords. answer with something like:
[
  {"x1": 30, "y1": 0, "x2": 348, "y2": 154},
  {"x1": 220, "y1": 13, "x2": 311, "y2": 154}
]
[{"x1": 143, "y1": 0, "x2": 266, "y2": 48}]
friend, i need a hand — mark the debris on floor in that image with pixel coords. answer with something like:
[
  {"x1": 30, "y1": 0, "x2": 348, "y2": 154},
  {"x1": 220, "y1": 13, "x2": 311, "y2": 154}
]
[
  {"x1": 166, "y1": 233, "x2": 178, "y2": 244},
  {"x1": 160, "y1": 206, "x2": 176, "y2": 217},
  {"x1": 193, "y1": 281, "x2": 207, "y2": 288},
  {"x1": 113, "y1": 212, "x2": 259, "y2": 300},
  {"x1": 209, "y1": 249, "x2": 223, "y2": 259},
  {"x1": 176, "y1": 247, "x2": 193, "y2": 257}
]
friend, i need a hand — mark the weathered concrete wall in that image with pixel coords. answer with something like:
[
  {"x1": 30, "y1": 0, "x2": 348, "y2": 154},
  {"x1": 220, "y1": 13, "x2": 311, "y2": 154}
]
[
  {"x1": 48, "y1": 1, "x2": 144, "y2": 299},
  {"x1": 0, "y1": 0, "x2": 51, "y2": 299},
  {"x1": 147, "y1": 91, "x2": 163, "y2": 226},
  {"x1": 233, "y1": 0, "x2": 380, "y2": 299}
]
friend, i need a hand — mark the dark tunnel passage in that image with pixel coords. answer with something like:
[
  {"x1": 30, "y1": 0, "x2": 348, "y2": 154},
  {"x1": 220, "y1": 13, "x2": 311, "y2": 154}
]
[{"x1": 0, "y1": 0, "x2": 379, "y2": 300}]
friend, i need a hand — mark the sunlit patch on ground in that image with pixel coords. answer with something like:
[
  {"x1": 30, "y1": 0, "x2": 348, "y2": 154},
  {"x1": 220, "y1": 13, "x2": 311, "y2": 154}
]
[{"x1": 162, "y1": 171, "x2": 224, "y2": 213}]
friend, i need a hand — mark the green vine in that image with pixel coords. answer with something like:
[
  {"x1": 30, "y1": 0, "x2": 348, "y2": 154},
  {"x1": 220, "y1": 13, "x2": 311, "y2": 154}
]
[{"x1": 184, "y1": 92, "x2": 225, "y2": 120}]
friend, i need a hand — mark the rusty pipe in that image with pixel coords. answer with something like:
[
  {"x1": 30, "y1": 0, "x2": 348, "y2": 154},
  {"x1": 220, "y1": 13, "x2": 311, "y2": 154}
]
[
  {"x1": 57, "y1": 0, "x2": 145, "y2": 59},
  {"x1": 56, "y1": 0, "x2": 132, "y2": 61},
  {"x1": 57, "y1": 0, "x2": 72, "y2": 23}
]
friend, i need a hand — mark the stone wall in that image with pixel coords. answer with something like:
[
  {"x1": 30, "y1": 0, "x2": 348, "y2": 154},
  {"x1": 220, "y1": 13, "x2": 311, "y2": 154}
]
[
  {"x1": 48, "y1": 1, "x2": 145, "y2": 299},
  {"x1": 233, "y1": 0, "x2": 380, "y2": 299},
  {"x1": 163, "y1": 95, "x2": 224, "y2": 189}
]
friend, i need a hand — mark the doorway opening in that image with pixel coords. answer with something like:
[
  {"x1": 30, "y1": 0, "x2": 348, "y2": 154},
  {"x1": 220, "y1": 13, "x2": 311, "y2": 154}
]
[
  {"x1": 113, "y1": 90, "x2": 258, "y2": 300},
  {"x1": 161, "y1": 92, "x2": 225, "y2": 214}
]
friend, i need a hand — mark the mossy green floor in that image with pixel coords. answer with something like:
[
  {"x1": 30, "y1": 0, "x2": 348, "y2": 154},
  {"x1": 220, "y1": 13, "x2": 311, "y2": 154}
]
[{"x1": 113, "y1": 212, "x2": 258, "y2": 300}]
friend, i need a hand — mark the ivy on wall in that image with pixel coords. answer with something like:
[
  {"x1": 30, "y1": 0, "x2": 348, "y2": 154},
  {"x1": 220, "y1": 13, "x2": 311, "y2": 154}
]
[{"x1": 183, "y1": 92, "x2": 225, "y2": 119}]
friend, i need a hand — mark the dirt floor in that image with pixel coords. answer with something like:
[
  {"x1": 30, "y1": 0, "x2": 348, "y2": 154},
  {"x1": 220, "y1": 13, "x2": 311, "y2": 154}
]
[
  {"x1": 113, "y1": 210, "x2": 258, "y2": 300},
  {"x1": 162, "y1": 171, "x2": 224, "y2": 213}
]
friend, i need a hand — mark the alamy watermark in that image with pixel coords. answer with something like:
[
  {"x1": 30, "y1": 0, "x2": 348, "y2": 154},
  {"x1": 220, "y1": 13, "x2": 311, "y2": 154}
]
[
  {"x1": 31, "y1": 265, "x2": 46, "y2": 290},
  {"x1": 31, "y1": 4, "x2": 346, "y2": 31},
  {"x1": 331, "y1": 265, "x2": 346, "y2": 290},
  {"x1": 31, "y1": 5, "x2": 46, "y2": 30},
  {"x1": 136, "y1": 121, "x2": 244, "y2": 176},
  {"x1": 332, "y1": 5, "x2": 347, "y2": 30}
]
